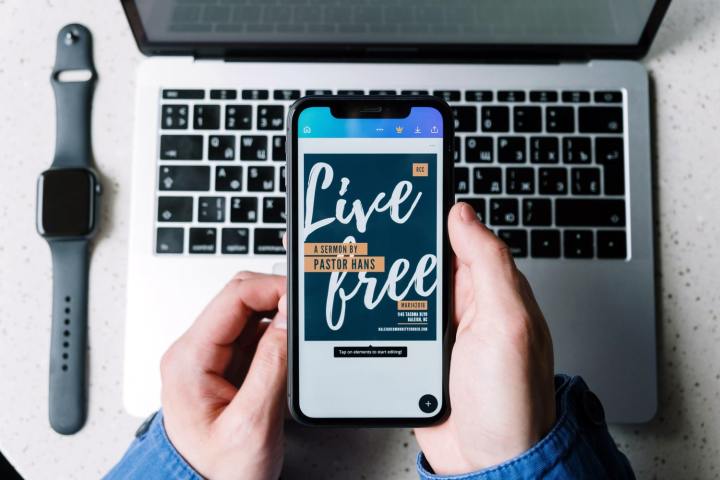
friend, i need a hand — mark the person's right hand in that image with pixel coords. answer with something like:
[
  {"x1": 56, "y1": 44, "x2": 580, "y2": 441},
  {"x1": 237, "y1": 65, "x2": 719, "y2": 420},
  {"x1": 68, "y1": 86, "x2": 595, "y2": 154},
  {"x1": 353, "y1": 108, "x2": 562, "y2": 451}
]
[{"x1": 415, "y1": 202, "x2": 556, "y2": 475}]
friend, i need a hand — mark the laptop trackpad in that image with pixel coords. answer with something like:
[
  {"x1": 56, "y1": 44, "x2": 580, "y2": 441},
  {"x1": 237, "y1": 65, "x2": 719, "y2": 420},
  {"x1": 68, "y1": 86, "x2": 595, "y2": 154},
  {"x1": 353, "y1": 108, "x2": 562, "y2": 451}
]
[{"x1": 272, "y1": 262, "x2": 287, "y2": 275}]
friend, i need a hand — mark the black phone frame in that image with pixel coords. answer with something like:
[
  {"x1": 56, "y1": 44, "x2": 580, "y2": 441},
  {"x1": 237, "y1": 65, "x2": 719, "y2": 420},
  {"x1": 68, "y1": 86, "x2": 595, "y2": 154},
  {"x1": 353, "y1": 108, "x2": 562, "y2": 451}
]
[{"x1": 286, "y1": 96, "x2": 454, "y2": 427}]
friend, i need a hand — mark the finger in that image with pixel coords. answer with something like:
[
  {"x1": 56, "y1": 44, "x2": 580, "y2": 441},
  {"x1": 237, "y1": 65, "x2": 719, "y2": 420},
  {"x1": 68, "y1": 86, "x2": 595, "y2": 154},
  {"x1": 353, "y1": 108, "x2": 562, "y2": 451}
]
[
  {"x1": 222, "y1": 312, "x2": 288, "y2": 422},
  {"x1": 180, "y1": 274, "x2": 285, "y2": 374},
  {"x1": 282, "y1": 232, "x2": 287, "y2": 250},
  {"x1": 448, "y1": 202, "x2": 523, "y2": 315}
]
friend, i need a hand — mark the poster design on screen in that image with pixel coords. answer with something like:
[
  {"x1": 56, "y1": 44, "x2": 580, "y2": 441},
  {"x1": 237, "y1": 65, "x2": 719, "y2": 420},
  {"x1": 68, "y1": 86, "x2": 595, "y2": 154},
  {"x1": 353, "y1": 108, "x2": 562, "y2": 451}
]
[{"x1": 303, "y1": 153, "x2": 438, "y2": 341}]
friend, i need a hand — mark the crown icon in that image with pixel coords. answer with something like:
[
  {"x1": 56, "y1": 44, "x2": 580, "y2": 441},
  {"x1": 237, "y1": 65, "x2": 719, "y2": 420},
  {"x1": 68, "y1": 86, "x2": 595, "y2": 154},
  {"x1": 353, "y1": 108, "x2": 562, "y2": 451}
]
[{"x1": 395, "y1": 125, "x2": 404, "y2": 134}]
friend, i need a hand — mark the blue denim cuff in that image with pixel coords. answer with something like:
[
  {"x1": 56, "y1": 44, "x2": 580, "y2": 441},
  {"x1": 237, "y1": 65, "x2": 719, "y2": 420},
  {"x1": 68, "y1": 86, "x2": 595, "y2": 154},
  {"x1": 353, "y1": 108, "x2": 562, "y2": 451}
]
[
  {"x1": 416, "y1": 375, "x2": 610, "y2": 480},
  {"x1": 104, "y1": 410, "x2": 203, "y2": 480}
]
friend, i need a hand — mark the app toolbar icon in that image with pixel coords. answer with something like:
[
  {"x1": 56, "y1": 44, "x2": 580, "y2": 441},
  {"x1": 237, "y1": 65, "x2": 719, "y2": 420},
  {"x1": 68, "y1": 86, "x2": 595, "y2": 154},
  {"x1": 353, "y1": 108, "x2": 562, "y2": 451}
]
[
  {"x1": 430, "y1": 125, "x2": 439, "y2": 134},
  {"x1": 395, "y1": 126, "x2": 404, "y2": 134},
  {"x1": 414, "y1": 126, "x2": 421, "y2": 134}
]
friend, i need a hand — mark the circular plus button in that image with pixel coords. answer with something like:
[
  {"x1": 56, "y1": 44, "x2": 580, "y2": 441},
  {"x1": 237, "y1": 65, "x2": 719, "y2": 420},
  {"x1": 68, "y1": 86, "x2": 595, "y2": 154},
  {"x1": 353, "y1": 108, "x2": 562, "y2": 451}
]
[{"x1": 419, "y1": 394, "x2": 438, "y2": 414}]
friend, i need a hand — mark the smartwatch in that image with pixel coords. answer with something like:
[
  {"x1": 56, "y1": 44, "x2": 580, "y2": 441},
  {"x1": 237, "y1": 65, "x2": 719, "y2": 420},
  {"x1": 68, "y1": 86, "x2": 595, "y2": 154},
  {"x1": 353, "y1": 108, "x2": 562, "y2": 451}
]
[{"x1": 36, "y1": 24, "x2": 101, "y2": 435}]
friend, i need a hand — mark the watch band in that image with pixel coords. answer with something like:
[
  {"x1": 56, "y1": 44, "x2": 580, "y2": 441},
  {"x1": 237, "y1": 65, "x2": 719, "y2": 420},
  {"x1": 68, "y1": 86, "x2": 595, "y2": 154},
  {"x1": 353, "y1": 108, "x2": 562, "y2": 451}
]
[
  {"x1": 51, "y1": 24, "x2": 96, "y2": 168},
  {"x1": 47, "y1": 24, "x2": 97, "y2": 435},
  {"x1": 48, "y1": 240, "x2": 89, "y2": 434}
]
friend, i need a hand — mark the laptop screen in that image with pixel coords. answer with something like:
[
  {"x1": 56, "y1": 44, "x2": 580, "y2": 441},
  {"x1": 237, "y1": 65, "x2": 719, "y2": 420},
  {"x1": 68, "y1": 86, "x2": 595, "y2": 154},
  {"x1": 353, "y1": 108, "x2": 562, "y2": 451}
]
[{"x1": 125, "y1": 0, "x2": 668, "y2": 58}]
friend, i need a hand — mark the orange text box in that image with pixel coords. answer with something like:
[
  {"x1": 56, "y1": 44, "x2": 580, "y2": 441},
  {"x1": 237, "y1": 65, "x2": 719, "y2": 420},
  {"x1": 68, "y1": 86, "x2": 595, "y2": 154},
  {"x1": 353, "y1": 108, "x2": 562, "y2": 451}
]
[
  {"x1": 304, "y1": 242, "x2": 368, "y2": 256},
  {"x1": 412, "y1": 163, "x2": 429, "y2": 177},
  {"x1": 305, "y1": 256, "x2": 385, "y2": 272},
  {"x1": 398, "y1": 300, "x2": 428, "y2": 311}
]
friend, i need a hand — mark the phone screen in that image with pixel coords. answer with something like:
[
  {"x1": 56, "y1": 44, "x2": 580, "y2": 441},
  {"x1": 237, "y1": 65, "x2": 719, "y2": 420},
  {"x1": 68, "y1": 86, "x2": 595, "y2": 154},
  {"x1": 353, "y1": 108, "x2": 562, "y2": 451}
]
[{"x1": 293, "y1": 105, "x2": 447, "y2": 420}]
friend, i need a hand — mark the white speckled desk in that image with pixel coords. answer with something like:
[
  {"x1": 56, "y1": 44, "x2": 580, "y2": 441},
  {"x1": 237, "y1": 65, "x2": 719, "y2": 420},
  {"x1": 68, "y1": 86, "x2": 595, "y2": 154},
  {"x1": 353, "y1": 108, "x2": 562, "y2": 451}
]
[{"x1": 1, "y1": 1, "x2": 718, "y2": 478}]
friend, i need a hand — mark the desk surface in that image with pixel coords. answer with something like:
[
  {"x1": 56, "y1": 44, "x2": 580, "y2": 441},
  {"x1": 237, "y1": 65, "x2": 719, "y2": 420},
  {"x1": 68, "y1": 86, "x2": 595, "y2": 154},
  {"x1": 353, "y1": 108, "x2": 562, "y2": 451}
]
[{"x1": 1, "y1": 1, "x2": 719, "y2": 478}]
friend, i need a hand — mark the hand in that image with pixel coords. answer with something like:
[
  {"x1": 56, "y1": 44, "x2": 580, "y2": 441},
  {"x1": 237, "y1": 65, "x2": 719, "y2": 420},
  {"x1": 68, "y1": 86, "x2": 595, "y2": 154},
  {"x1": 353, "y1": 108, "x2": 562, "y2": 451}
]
[
  {"x1": 160, "y1": 272, "x2": 288, "y2": 480},
  {"x1": 415, "y1": 202, "x2": 556, "y2": 475}
]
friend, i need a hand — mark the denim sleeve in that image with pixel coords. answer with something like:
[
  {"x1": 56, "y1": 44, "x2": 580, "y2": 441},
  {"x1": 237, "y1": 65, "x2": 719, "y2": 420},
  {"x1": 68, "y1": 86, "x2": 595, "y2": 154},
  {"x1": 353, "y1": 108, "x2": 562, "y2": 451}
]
[
  {"x1": 417, "y1": 375, "x2": 635, "y2": 480},
  {"x1": 104, "y1": 410, "x2": 203, "y2": 480}
]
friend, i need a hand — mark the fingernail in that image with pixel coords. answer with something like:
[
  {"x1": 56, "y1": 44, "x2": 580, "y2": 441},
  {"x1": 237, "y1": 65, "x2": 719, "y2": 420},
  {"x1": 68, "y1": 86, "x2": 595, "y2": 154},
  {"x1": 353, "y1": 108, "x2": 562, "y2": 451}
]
[
  {"x1": 459, "y1": 203, "x2": 476, "y2": 223},
  {"x1": 273, "y1": 315, "x2": 287, "y2": 330}
]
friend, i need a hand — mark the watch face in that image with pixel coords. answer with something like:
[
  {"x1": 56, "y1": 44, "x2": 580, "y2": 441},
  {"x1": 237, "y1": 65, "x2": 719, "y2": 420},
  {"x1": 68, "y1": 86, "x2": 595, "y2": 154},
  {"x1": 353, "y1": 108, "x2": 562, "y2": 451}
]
[{"x1": 37, "y1": 169, "x2": 96, "y2": 237}]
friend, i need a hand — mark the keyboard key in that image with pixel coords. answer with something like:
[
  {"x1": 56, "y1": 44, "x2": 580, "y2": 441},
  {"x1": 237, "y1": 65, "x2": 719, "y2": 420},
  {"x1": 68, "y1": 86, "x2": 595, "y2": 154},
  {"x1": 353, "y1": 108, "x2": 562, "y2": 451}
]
[
  {"x1": 156, "y1": 227, "x2": 184, "y2": 253},
  {"x1": 189, "y1": 228, "x2": 216, "y2": 254},
  {"x1": 594, "y1": 91, "x2": 623, "y2": 103},
  {"x1": 498, "y1": 137, "x2": 526, "y2": 163},
  {"x1": 578, "y1": 107, "x2": 623, "y2": 133},
  {"x1": 433, "y1": 90, "x2": 461, "y2": 102},
  {"x1": 465, "y1": 90, "x2": 493, "y2": 102},
  {"x1": 280, "y1": 166, "x2": 286, "y2": 192},
  {"x1": 221, "y1": 228, "x2": 250, "y2": 254},
  {"x1": 481, "y1": 106, "x2": 510, "y2": 132},
  {"x1": 226, "y1": 105, "x2": 252, "y2": 130},
  {"x1": 242, "y1": 89, "x2": 269, "y2": 100},
  {"x1": 595, "y1": 137, "x2": 625, "y2": 195},
  {"x1": 563, "y1": 137, "x2": 592, "y2": 163},
  {"x1": 530, "y1": 137, "x2": 559, "y2": 163},
  {"x1": 305, "y1": 89, "x2": 332, "y2": 96},
  {"x1": 210, "y1": 89, "x2": 237, "y2": 100},
  {"x1": 247, "y1": 166, "x2": 275, "y2": 191},
  {"x1": 198, "y1": 196, "x2": 225, "y2": 222},
  {"x1": 161, "y1": 105, "x2": 188, "y2": 129},
  {"x1": 490, "y1": 199, "x2": 519, "y2": 226},
  {"x1": 564, "y1": 230, "x2": 594, "y2": 258},
  {"x1": 571, "y1": 168, "x2": 601, "y2": 195},
  {"x1": 555, "y1": 199, "x2": 625, "y2": 226},
  {"x1": 274, "y1": 89, "x2": 301, "y2": 100},
  {"x1": 263, "y1": 197, "x2": 286, "y2": 223},
  {"x1": 272, "y1": 135, "x2": 286, "y2": 161},
  {"x1": 529, "y1": 91, "x2": 558, "y2": 102},
  {"x1": 498, "y1": 90, "x2": 525, "y2": 102},
  {"x1": 157, "y1": 196, "x2": 193, "y2": 222},
  {"x1": 160, "y1": 135, "x2": 203, "y2": 160},
  {"x1": 369, "y1": 90, "x2": 396, "y2": 95},
  {"x1": 254, "y1": 228, "x2": 285, "y2": 254},
  {"x1": 230, "y1": 197, "x2": 258, "y2": 223},
  {"x1": 400, "y1": 90, "x2": 428, "y2": 95},
  {"x1": 158, "y1": 166, "x2": 210, "y2": 191},
  {"x1": 473, "y1": 167, "x2": 502, "y2": 194},
  {"x1": 240, "y1": 136, "x2": 268, "y2": 160},
  {"x1": 538, "y1": 168, "x2": 568, "y2": 195},
  {"x1": 208, "y1": 135, "x2": 236, "y2": 160},
  {"x1": 339, "y1": 89, "x2": 366, "y2": 95},
  {"x1": 451, "y1": 106, "x2": 477, "y2": 132},
  {"x1": 453, "y1": 137, "x2": 461, "y2": 162},
  {"x1": 506, "y1": 168, "x2": 534, "y2": 194},
  {"x1": 546, "y1": 107, "x2": 574, "y2": 133},
  {"x1": 531, "y1": 230, "x2": 560, "y2": 257},
  {"x1": 522, "y1": 199, "x2": 552, "y2": 226},
  {"x1": 597, "y1": 231, "x2": 627, "y2": 259},
  {"x1": 465, "y1": 136, "x2": 493, "y2": 163},
  {"x1": 498, "y1": 229, "x2": 528, "y2": 257},
  {"x1": 562, "y1": 91, "x2": 590, "y2": 103},
  {"x1": 215, "y1": 166, "x2": 243, "y2": 191},
  {"x1": 457, "y1": 198, "x2": 486, "y2": 223},
  {"x1": 454, "y1": 167, "x2": 469, "y2": 194},
  {"x1": 193, "y1": 105, "x2": 220, "y2": 129},
  {"x1": 513, "y1": 107, "x2": 542, "y2": 132},
  {"x1": 257, "y1": 105, "x2": 284, "y2": 130},
  {"x1": 162, "y1": 89, "x2": 203, "y2": 100}
]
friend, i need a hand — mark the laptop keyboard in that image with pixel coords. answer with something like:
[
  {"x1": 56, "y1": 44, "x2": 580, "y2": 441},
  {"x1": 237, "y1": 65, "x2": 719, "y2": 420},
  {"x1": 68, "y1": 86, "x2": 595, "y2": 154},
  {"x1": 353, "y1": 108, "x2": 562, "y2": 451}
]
[{"x1": 155, "y1": 88, "x2": 628, "y2": 259}]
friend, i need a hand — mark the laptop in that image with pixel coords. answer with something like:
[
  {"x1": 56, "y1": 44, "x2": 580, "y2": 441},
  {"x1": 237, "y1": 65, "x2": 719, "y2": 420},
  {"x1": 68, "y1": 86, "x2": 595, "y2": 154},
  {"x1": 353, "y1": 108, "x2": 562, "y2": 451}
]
[{"x1": 120, "y1": 0, "x2": 670, "y2": 422}]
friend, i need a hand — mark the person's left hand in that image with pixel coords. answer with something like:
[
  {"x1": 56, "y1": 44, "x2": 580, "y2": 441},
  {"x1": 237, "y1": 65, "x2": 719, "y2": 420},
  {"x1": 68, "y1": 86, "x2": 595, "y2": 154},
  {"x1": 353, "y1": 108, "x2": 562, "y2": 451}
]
[{"x1": 160, "y1": 272, "x2": 288, "y2": 480}]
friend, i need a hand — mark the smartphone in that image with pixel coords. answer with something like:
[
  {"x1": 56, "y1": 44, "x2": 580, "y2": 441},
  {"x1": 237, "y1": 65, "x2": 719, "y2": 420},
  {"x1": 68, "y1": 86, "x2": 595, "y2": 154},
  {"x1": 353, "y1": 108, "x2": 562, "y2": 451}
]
[{"x1": 286, "y1": 96, "x2": 454, "y2": 426}]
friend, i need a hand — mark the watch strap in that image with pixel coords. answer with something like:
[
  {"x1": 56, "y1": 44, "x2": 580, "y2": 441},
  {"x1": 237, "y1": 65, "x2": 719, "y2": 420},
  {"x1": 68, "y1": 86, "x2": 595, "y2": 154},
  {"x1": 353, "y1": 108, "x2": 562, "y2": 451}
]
[
  {"x1": 51, "y1": 24, "x2": 96, "y2": 168},
  {"x1": 48, "y1": 239, "x2": 89, "y2": 434}
]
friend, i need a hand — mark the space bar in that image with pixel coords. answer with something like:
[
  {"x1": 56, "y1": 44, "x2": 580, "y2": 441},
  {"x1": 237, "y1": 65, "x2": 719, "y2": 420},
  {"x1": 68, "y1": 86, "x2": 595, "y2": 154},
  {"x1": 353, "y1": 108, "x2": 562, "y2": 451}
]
[{"x1": 555, "y1": 199, "x2": 626, "y2": 226}]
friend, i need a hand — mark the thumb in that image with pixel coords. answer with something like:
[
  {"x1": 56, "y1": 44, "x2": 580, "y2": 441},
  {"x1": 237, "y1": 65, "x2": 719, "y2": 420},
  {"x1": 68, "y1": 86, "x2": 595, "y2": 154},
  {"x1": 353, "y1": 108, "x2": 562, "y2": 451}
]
[
  {"x1": 222, "y1": 313, "x2": 288, "y2": 421},
  {"x1": 448, "y1": 202, "x2": 522, "y2": 312}
]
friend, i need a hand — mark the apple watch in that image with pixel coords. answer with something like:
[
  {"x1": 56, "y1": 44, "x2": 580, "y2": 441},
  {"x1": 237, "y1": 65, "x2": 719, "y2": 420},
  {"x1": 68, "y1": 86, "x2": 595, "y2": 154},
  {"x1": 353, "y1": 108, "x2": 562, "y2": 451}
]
[{"x1": 36, "y1": 24, "x2": 101, "y2": 435}]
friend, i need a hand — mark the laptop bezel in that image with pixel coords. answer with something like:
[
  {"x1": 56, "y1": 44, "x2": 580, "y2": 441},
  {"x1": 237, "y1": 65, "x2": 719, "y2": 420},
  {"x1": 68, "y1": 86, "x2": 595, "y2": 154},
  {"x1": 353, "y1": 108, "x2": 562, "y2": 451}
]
[{"x1": 120, "y1": 0, "x2": 671, "y2": 61}]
